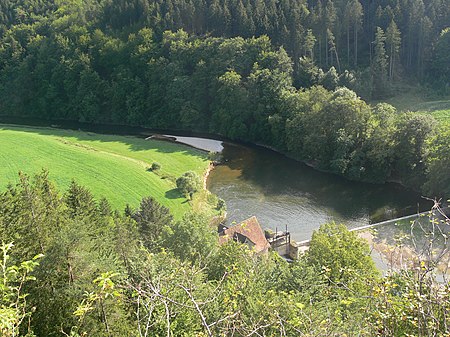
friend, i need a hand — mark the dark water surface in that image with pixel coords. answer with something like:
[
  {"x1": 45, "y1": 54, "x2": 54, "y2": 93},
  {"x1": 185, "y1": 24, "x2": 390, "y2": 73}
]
[{"x1": 207, "y1": 142, "x2": 431, "y2": 241}]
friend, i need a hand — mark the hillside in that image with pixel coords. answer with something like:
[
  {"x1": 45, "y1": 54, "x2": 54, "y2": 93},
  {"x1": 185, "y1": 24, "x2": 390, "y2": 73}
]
[
  {"x1": 0, "y1": 124, "x2": 212, "y2": 218},
  {"x1": 0, "y1": 0, "x2": 449, "y2": 197}
]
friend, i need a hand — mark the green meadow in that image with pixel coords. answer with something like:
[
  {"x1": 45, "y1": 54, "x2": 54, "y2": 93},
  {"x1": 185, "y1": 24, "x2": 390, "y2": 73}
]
[
  {"x1": 0, "y1": 124, "x2": 212, "y2": 218},
  {"x1": 412, "y1": 99, "x2": 450, "y2": 127},
  {"x1": 380, "y1": 86, "x2": 450, "y2": 127}
]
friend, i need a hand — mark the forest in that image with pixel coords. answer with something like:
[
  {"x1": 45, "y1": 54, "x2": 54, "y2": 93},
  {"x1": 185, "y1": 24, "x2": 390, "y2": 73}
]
[
  {"x1": 0, "y1": 0, "x2": 449, "y2": 196},
  {"x1": 0, "y1": 0, "x2": 449, "y2": 94}
]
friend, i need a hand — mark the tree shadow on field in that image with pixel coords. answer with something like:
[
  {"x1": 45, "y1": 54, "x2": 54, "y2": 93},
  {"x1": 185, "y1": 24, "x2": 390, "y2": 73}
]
[
  {"x1": 0, "y1": 122, "x2": 208, "y2": 159},
  {"x1": 165, "y1": 188, "x2": 183, "y2": 199}
]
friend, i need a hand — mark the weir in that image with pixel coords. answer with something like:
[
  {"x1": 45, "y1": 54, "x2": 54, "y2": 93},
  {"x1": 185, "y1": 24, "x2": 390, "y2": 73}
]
[{"x1": 287, "y1": 206, "x2": 450, "y2": 260}]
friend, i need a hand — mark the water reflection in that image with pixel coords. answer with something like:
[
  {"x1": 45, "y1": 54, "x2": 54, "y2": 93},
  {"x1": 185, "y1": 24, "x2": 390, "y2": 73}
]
[{"x1": 208, "y1": 142, "x2": 431, "y2": 241}]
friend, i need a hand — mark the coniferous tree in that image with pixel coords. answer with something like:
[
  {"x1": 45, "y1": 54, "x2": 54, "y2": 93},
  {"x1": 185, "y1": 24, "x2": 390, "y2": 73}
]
[
  {"x1": 386, "y1": 19, "x2": 401, "y2": 81},
  {"x1": 324, "y1": 0, "x2": 337, "y2": 68},
  {"x1": 66, "y1": 180, "x2": 98, "y2": 219},
  {"x1": 429, "y1": 28, "x2": 450, "y2": 88},
  {"x1": 372, "y1": 27, "x2": 388, "y2": 98},
  {"x1": 417, "y1": 15, "x2": 432, "y2": 78},
  {"x1": 132, "y1": 196, "x2": 173, "y2": 250},
  {"x1": 304, "y1": 29, "x2": 316, "y2": 60},
  {"x1": 327, "y1": 28, "x2": 340, "y2": 72},
  {"x1": 350, "y1": 0, "x2": 363, "y2": 67}
]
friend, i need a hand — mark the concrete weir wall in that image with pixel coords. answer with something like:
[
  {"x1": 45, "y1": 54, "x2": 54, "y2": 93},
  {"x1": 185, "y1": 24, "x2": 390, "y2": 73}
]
[{"x1": 287, "y1": 207, "x2": 450, "y2": 260}]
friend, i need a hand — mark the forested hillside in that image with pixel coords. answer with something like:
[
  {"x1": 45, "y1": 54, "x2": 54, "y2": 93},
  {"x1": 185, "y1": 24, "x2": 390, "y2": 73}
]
[
  {"x1": 1, "y1": 0, "x2": 449, "y2": 94},
  {"x1": 0, "y1": 0, "x2": 449, "y2": 196}
]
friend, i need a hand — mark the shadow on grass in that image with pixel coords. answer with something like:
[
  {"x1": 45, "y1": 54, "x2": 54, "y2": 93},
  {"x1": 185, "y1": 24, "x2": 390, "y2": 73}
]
[
  {"x1": 0, "y1": 120, "x2": 208, "y2": 159},
  {"x1": 165, "y1": 188, "x2": 183, "y2": 199}
]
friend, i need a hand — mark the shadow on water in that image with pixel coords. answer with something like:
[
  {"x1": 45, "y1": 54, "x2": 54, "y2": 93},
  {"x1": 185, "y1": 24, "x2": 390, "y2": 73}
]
[
  {"x1": 0, "y1": 116, "x2": 208, "y2": 159},
  {"x1": 226, "y1": 143, "x2": 427, "y2": 215},
  {"x1": 208, "y1": 142, "x2": 432, "y2": 240}
]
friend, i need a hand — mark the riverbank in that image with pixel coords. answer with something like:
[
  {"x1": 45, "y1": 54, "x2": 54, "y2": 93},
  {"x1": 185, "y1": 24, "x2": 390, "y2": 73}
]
[
  {"x1": 203, "y1": 162, "x2": 215, "y2": 190},
  {"x1": 144, "y1": 134, "x2": 222, "y2": 191},
  {"x1": 253, "y1": 137, "x2": 428, "y2": 196},
  {"x1": 1, "y1": 118, "x2": 430, "y2": 240},
  {"x1": 146, "y1": 134, "x2": 224, "y2": 153},
  {"x1": 0, "y1": 116, "x2": 428, "y2": 198}
]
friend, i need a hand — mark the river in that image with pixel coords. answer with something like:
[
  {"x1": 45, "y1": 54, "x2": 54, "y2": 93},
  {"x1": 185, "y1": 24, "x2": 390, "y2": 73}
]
[
  {"x1": 0, "y1": 117, "x2": 432, "y2": 242},
  {"x1": 206, "y1": 141, "x2": 431, "y2": 241},
  {"x1": 156, "y1": 132, "x2": 432, "y2": 242}
]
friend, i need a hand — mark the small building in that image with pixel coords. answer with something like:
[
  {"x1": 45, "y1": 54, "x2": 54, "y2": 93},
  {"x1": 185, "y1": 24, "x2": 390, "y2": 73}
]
[{"x1": 218, "y1": 216, "x2": 271, "y2": 254}]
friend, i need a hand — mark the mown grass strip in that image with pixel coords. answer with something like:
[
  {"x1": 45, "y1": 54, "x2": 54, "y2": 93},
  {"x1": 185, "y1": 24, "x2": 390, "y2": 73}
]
[{"x1": 0, "y1": 124, "x2": 211, "y2": 218}]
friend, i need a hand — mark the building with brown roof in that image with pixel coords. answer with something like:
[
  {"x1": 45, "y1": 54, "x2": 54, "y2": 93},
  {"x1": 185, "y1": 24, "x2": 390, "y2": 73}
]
[{"x1": 218, "y1": 216, "x2": 271, "y2": 254}]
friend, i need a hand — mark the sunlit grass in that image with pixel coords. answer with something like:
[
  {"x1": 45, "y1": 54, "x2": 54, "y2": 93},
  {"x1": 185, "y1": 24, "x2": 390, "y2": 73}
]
[
  {"x1": 424, "y1": 109, "x2": 450, "y2": 127},
  {"x1": 0, "y1": 124, "x2": 213, "y2": 218},
  {"x1": 374, "y1": 86, "x2": 450, "y2": 127}
]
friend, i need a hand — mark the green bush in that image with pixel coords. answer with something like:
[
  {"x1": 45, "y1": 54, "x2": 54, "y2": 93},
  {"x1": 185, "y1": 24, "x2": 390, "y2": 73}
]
[
  {"x1": 176, "y1": 171, "x2": 201, "y2": 198},
  {"x1": 216, "y1": 198, "x2": 226, "y2": 211},
  {"x1": 151, "y1": 162, "x2": 161, "y2": 171}
]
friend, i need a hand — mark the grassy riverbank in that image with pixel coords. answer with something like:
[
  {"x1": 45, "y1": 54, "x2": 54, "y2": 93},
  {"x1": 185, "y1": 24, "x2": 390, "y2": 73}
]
[{"x1": 0, "y1": 124, "x2": 215, "y2": 218}]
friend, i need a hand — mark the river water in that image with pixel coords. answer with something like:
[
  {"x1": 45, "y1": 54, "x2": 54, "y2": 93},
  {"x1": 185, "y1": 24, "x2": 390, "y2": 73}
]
[{"x1": 206, "y1": 141, "x2": 431, "y2": 241}]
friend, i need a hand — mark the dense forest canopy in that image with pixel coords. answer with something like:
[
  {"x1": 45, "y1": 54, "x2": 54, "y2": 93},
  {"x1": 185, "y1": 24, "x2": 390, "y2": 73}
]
[
  {"x1": 0, "y1": 0, "x2": 449, "y2": 197},
  {"x1": 1, "y1": 0, "x2": 449, "y2": 91}
]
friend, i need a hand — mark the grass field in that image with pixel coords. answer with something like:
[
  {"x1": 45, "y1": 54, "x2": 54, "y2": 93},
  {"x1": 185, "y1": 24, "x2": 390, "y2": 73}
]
[
  {"x1": 376, "y1": 85, "x2": 450, "y2": 127},
  {"x1": 423, "y1": 109, "x2": 450, "y2": 127},
  {"x1": 0, "y1": 124, "x2": 214, "y2": 218},
  {"x1": 407, "y1": 98, "x2": 450, "y2": 127}
]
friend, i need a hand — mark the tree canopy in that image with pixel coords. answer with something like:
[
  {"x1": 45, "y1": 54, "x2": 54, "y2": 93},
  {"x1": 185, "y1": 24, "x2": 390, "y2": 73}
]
[
  {"x1": 1, "y1": 172, "x2": 448, "y2": 336},
  {"x1": 0, "y1": 0, "x2": 448, "y2": 197}
]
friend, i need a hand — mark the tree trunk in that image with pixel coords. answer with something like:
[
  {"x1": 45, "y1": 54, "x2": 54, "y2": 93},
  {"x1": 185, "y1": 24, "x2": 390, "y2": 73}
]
[
  {"x1": 318, "y1": 39, "x2": 322, "y2": 66},
  {"x1": 354, "y1": 24, "x2": 358, "y2": 67},
  {"x1": 347, "y1": 25, "x2": 350, "y2": 65},
  {"x1": 334, "y1": 46, "x2": 341, "y2": 73},
  {"x1": 389, "y1": 44, "x2": 393, "y2": 81}
]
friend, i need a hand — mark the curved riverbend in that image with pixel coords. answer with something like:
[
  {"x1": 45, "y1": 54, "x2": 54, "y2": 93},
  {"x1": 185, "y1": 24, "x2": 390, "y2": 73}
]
[
  {"x1": 162, "y1": 133, "x2": 431, "y2": 242},
  {"x1": 0, "y1": 117, "x2": 431, "y2": 242},
  {"x1": 209, "y1": 143, "x2": 431, "y2": 241}
]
